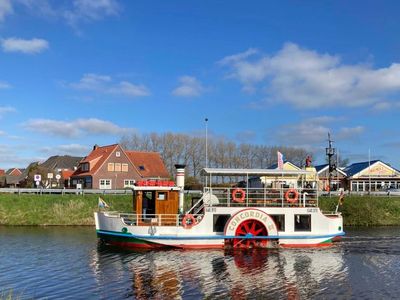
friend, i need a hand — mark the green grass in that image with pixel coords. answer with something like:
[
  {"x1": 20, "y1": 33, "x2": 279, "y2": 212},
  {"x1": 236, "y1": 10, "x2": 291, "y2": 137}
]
[
  {"x1": 319, "y1": 195, "x2": 400, "y2": 226},
  {"x1": 0, "y1": 194, "x2": 132, "y2": 226},
  {"x1": 2, "y1": 193, "x2": 400, "y2": 226}
]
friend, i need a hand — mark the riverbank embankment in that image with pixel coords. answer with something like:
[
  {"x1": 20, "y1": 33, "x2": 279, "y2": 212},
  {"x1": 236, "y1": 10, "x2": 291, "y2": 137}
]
[{"x1": 1, "y1": 194, "x2": 400, "y2": 226}]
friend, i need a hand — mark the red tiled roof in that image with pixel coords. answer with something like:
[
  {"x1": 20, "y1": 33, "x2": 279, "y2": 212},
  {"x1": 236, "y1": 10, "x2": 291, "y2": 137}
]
[
  {"x1": 125, "y1": 151, "x2": 170, "y2": 179},
  {"x1": 61, "y1": 170, "x2": 74, "y2": 179},
  {"x1": 0, "y1": 169, "x2": 5, "y2": 176},
  {"x1": 72, "y1": 144, "x2": 119, "y2": 177}
]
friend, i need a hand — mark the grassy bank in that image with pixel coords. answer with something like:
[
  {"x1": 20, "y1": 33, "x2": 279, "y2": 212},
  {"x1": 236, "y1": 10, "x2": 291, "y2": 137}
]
[
  {"x1": 0, "y1": 194, "x2": 132, "y2": 226},
  {"x1": 319, "y1": 195, "x2": 400, "y2": 226},
  {"x1": 1, "y1": 194, "x2": 400, "y2": 226}
]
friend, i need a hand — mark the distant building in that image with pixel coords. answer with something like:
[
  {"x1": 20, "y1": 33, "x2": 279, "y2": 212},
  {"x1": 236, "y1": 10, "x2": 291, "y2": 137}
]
[
  {"x1": 40, "y1": 155, "x2": 82, "y2": 188},
  {"x1": 344, "y1": 160, "x2": 400, "y2": 192},
  {"x1": 70, "y1": 144, "x2": 170, "y2": 189},
  {"x1": 315, "y1": 164, "x2": 347, "y2": 191},
  {"x1": 0, "y1": 168, "x2": 25, "y2": 188}
]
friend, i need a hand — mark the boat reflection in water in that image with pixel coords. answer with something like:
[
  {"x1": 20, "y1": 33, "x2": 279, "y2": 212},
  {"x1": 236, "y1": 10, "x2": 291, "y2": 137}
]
[{"x1": 91, "y1": 243, "x2": 347, "y2": 299}]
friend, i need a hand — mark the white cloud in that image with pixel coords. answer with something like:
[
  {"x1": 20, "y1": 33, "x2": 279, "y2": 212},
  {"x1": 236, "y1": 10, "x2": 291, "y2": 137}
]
[
  {"x1": 220, "y1": 43, "x2": 400, "y2": 109},
  {"x1": 23, "y1": 118, "x2": 136, "y2": 138},
  {"x1": 172, "y1": 76, "x2": 205, "y2": 97},
  {"x1": 64, "y1": 0, "x2": 120, "y2": 27},
  {"x1": 1, "y1": 37, "x2": 49, "y2": 54},
  {"x1": 337, "y1": 126, "x2": 365, "y2": 140},
  {"x1": 70, "y1": 73, "x2": 150, "y2": 97},
  {"x1": 0, "y1": 81, "x2": 11, "y2": 89},
  {"x1": 274, "y1": 116, "x2": 364, "y2": 149},
  {"x1": 0, "y1": 0, "x2": 12, "y2": 22},
  {"x1": 370, "y1": 101, "x2": 400, "y2": 111},
  {"x1": 0, "y1": 105, "x2": 16, "y2": 118},
  {"x1": 40, "y1": 143, "x2": 90, "y2": 156}
]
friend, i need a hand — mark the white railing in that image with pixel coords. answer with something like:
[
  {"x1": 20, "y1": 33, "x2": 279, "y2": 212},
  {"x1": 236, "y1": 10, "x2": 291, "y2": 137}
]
[
  {"x1": 202, "y1": 187, "x2": 318, "y2": 208},
  {"x1": 106, "y1": 212, "x2": 202, "y2": 227}
]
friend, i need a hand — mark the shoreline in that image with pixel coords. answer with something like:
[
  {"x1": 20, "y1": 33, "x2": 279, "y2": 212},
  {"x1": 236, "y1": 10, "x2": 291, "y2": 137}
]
[{"x1": 1, "y1": 194, "x2": 400, "y2": 226}]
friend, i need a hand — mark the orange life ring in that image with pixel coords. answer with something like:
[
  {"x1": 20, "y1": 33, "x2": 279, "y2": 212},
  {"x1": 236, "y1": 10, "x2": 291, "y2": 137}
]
[
  {"x1": 232, "y1": 188, "x2": 246, "y2": 203},
  {"x1": 325, "y1": 185, "x2": 330, "y2": 192},
  {"x1": 285, "y1": 188, "x2": 299, "y2": 203},
  {"x1": 182, "y1": 214, "x2": 196, "y2": 229}
]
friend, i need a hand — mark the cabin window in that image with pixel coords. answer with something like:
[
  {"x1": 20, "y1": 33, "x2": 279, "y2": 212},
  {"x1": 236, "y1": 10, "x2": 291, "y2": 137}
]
[
  {"x1": 294, "y1": 214, "x2": 311, "y2": 232},
  {"x1": 270, "y1": 214, "x2": 285, "y2": 232},
  {"x1": 107, "y1": 163, "x2": 114, "y2": 172},
  {"x1": 124, "y1": 180, "x2": 135, "y2": 188},
  {"x1": 99, "y1": 179, "x2": 112, "y2": 189},
  {"x1": 157, "y1": 192, "x2": 167, "y2": 200},
  {"x1": 115, "y1": 163, "x2": 121, "y2": 172},
  {"x1": 122, "y1": 163, "x2": 128, "y2": 172},
  {"x1": 213, "y1": 214, "x2": 231, "y2": 233}
]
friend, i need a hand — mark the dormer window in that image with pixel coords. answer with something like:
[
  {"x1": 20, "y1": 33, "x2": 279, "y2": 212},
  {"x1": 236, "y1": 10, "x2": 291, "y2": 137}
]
[
  {"x1": 116, "y1": 151, "x2": 121, "y2": 157},
  {"x1": 81, "y1": 163, "x2": 89, "y2": 171},
  {"x1": 139, "y1": 165, "x2": 145, "y2": 171}
]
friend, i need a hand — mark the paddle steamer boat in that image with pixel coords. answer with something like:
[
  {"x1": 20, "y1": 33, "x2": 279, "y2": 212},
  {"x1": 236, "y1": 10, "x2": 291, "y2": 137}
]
[{"x1": 95, "y1": 165, "x2": 344, "y2": 249}]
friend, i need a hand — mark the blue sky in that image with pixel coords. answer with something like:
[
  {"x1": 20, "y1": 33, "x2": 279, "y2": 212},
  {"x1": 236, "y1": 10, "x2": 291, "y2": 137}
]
[{"x1": 1, "y1": 0, "x2": 400, "y2": 169}]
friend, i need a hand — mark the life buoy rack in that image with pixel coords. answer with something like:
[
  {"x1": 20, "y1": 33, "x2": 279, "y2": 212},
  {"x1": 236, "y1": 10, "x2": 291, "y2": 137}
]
[
  {"x1": 232, "y1": 188, "x2": 246, "y2": 203},
  {"x1": 285, "y1": 188, "x2": 299, "y2": 203},
  {"x1": 182, "y1": 214, "x2": 196, "y2": 229}
]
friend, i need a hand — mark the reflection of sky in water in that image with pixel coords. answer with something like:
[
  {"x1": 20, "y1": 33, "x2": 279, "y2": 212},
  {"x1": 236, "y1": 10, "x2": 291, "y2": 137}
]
[{"x1": 1, "y1": 226, "x2": 400, "y2": 299}]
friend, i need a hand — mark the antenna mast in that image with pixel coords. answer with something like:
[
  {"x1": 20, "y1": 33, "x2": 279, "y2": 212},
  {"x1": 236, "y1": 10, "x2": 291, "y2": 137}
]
[{"x1": 325, "y1": 133, "x2": 336, "y2": 194}]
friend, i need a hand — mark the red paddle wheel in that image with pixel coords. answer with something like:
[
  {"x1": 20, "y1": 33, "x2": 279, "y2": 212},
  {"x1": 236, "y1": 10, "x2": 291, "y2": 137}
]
[{"x1": 231, "y1": 219, "x2": 269, "y2": 249}]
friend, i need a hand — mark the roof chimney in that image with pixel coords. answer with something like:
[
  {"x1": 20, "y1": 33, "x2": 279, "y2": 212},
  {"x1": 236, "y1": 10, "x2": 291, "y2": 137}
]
[{"x1": 93, "y1": 144, "x2": 99, "y2": 150}]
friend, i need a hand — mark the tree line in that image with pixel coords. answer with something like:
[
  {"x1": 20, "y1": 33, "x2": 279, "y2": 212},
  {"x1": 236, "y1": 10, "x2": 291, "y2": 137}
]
[{"x1": 120, "y1": 132, "x2": 310, "y2": 182}]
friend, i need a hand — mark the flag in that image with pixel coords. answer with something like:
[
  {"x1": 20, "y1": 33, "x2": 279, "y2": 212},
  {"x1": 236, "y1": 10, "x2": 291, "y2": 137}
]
[
  {"x1": 98, "y1": 197, "x2": 110, "y2": 209},
  {"x1": 277, "y1": 151, "x2": 284, "y2": 170}
]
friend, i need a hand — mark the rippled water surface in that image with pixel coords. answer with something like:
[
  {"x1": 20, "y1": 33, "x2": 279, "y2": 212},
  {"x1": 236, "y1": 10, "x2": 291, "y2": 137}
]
[{"x1": 1, "y1": 226, "x2": 400, "y2": 299}]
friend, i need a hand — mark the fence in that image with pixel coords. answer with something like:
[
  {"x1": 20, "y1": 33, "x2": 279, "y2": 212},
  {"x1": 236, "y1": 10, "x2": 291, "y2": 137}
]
[{"x1": 0, "y1": 188, "x2": 202, "y2": 196}]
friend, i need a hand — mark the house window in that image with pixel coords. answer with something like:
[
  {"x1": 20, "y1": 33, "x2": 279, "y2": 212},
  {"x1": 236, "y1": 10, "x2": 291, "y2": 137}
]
[
  {"x1": 139, "y1": 165, "x2": 145, "y2": 171},
  {"x1": 116, "y1": 151, "x2": 121, "y2": 157},
  {"x1": 99, "y1": 179, "x2": 112, "y2": 189},
  {"x1": 124, "y1": 179, "x2": 135, "y2": 188},
  {"x1": 294, "y1": 214, "x2": 311, "y2": 232},
  {"x1": 107, "y1": 163, "x2": 114, "y2": 172},
  {"x1": 122, "y1": 163, "x2": 128, "y2": 172},
  {"x1": 115, "y1": 163, "x2": 121, "y2": 172}
]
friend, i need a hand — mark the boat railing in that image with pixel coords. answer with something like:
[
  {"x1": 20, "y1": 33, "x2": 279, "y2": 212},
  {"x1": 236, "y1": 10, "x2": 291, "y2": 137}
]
[
  {"x1": 106, "y1": 212, "x2": 202, "y2": 227},
  {"x1": 202, "y1": 187, "x2": 318, "y2": 208}
]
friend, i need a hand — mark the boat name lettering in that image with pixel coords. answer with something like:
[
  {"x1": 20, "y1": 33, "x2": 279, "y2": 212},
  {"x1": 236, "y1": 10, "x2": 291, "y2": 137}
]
[
  {"x1": 307, "y1": 208, "x2": 318, "y2": 213},
  {"x1": 228, "y1": 211, "x2": 267, "y2": 231}
]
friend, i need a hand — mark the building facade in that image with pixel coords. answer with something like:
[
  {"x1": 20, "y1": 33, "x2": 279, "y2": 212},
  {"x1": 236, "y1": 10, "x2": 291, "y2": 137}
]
[
  {"x1": 70, "y1": 144, "x2": 170, "y2": 189},
  {"x1": 345, "y1": 160, "x2": 400, "y2": 192}
]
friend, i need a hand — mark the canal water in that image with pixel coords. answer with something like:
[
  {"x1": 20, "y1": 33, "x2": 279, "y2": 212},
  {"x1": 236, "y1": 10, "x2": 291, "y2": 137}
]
[{"x1": 1, "y1": 226, "x2": 400, "y2": 299}]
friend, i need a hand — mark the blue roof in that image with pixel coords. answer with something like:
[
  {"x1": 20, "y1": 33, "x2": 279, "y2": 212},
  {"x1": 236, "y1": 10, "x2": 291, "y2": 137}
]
[
  {"x1": 344, "y1": 160, "x2": 380, "y2": 177},
  {"x1": 315, "y1": 164, "x2": 328, "y2": 172}
]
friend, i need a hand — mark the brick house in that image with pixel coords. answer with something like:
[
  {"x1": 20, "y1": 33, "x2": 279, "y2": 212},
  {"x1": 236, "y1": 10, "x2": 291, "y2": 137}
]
[{"x1": 70, "y1": 144, "x2": 170, "y2": 189}]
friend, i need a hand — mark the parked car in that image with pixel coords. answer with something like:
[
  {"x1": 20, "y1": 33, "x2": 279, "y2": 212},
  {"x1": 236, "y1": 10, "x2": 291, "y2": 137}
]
[{"x1": 386, "y1": 188, "x2": 400, "y2": 195}]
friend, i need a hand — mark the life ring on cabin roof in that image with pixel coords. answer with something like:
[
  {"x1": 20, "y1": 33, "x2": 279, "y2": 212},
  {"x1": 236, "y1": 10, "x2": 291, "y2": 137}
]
[
  {"x1": 182, "y1": 214, "x2": 196, "y2": 229},
  {"x1": 232, "y1": 188, "x2": 246, "y2": 203},
  {"x1": 285, "y1": 188, "x2": 299, "y2": 203}
]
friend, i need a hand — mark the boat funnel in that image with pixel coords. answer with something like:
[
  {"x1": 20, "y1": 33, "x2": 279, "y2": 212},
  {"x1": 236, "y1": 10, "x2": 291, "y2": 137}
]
[{"x1": 175, "y1": 164, "x2": 186, "y2": 213}]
